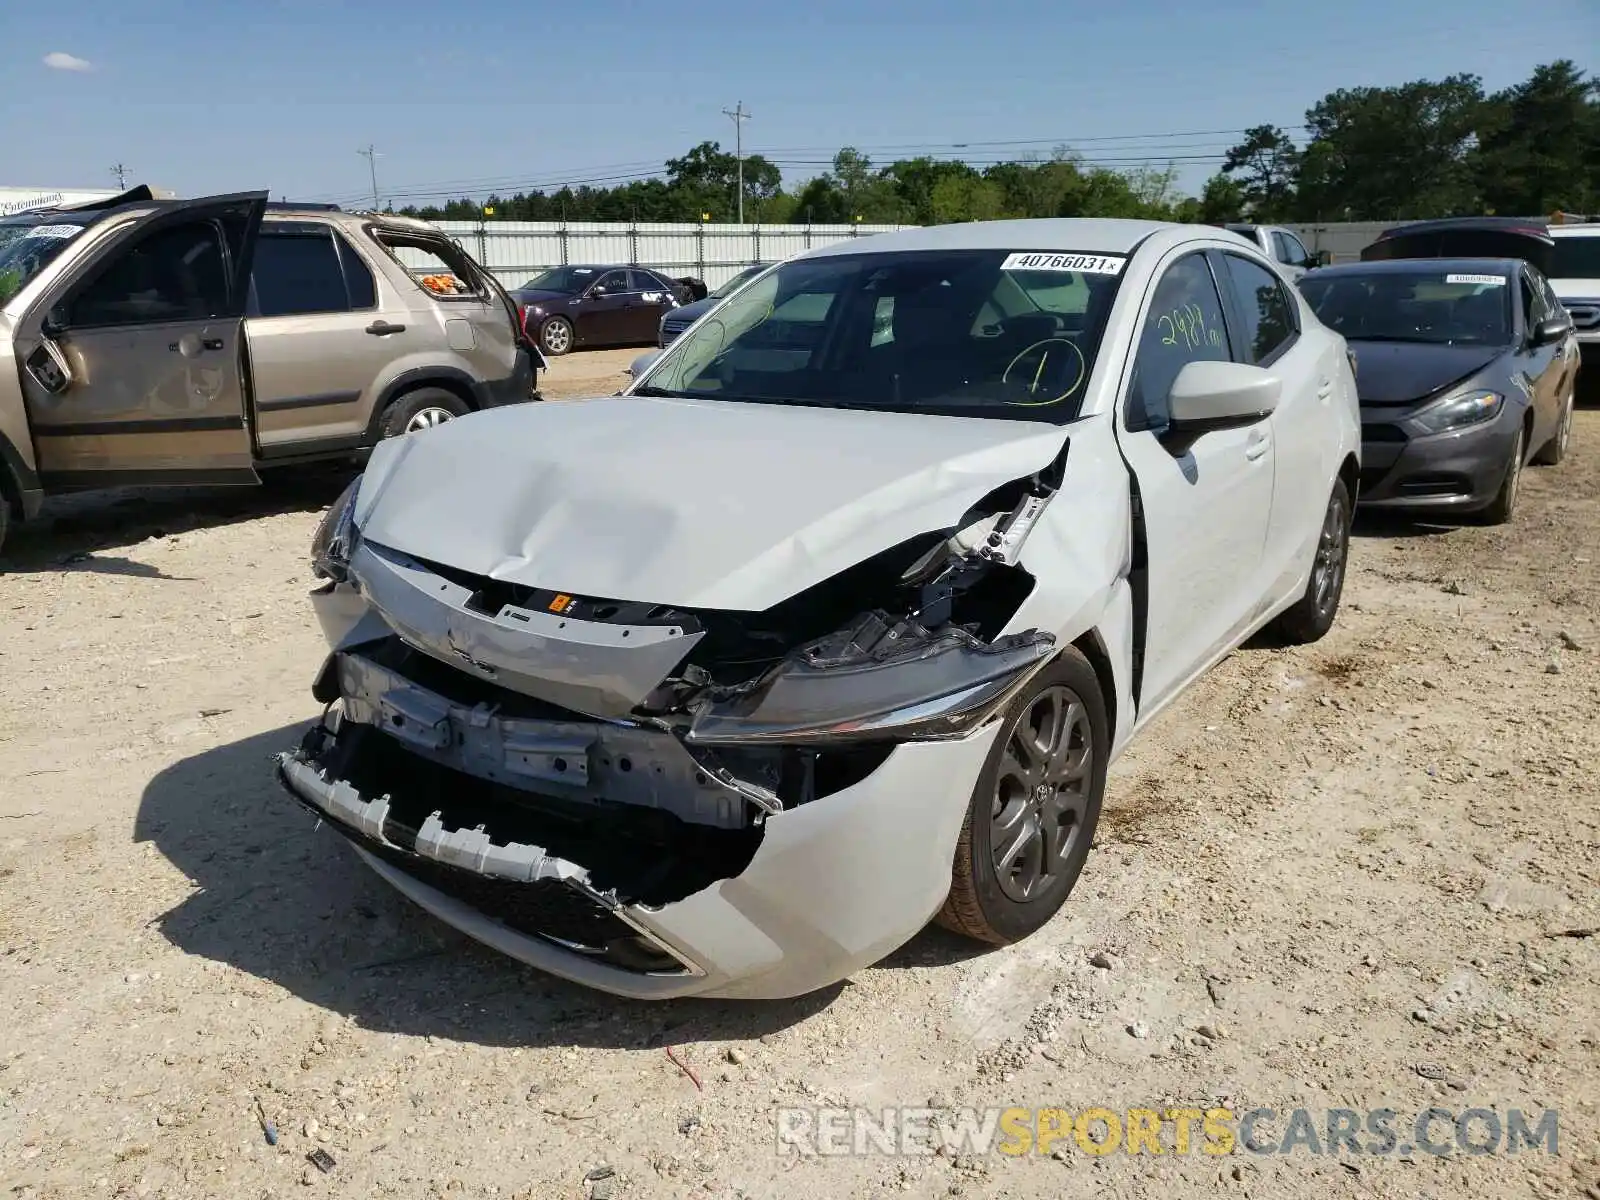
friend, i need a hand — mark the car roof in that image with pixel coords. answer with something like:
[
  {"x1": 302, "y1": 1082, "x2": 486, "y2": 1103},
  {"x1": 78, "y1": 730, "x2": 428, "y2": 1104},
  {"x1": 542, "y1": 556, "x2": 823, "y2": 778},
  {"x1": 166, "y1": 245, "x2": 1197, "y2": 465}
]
[
  {"x1": 1306, "y1": 257, "x2": 1524, "y2": 277},
  {"x1": 1374, "y1": 215, "x2": 1550, "y2": 238},
  {"x1": 799, "y1": 218, "x2": 1178, "y2": 259}
]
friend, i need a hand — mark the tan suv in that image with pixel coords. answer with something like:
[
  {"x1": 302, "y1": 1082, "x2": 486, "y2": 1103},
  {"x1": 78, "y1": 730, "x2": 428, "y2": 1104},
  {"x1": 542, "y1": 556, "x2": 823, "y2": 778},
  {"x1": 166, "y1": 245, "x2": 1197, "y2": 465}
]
[{"x1": 0, "y1": 187, "x2": 539, "y2": 554}]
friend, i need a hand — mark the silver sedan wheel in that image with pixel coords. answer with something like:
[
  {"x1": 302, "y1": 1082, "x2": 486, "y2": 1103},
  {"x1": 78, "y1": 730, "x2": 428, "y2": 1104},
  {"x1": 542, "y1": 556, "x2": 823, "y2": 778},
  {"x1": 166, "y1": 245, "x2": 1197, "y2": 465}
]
[
  {"x1": 990, "y1": 685, "x2": 1094, "y2": 903},
  {"x1": 403, "y1": 406, "x2": 457, "y2": 433}
]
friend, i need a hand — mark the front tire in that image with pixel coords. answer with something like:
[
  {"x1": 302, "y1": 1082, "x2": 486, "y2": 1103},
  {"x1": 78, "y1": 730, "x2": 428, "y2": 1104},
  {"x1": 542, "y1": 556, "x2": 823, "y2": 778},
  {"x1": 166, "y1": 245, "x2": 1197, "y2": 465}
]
[
  {"x1": 540, "y1": 316, "x2": 574, "y2": 356},
  {"x1": 1273, "y1": 477, "x2": 1352, "y2": 645},
  {"x1": 936, "y1": 651, "x2": 1108, "y2": 946},
  {"x1": 1479, "y1": 425, "x2": 1524, "y2": 525},
  {"x1": 1533, "y1": 391, "x2": 1573, "y2": 466}
]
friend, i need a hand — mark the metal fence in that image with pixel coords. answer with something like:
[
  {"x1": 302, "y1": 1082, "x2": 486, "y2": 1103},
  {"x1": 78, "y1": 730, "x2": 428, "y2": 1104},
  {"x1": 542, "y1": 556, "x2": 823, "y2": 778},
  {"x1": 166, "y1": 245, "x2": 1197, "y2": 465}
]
[
  {"x1": 397, "y1": 220, "x2": 914, "y2": 289},
  {"x1": 393, "y1": 217, "x2": 1431, "y2": 283}
]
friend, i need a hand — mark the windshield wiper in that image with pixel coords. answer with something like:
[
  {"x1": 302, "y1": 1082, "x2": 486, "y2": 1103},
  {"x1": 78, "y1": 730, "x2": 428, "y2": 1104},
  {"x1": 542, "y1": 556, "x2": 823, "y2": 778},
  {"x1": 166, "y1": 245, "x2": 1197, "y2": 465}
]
[{"x1": 632, "y1": 385, "x2": 694, "y2": 398}]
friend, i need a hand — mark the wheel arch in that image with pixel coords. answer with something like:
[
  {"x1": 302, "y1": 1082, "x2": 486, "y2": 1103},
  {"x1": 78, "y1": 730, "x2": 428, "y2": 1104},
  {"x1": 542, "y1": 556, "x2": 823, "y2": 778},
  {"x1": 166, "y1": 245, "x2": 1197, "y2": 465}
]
[
  {"x1": 364, "y1": 368, "x2": 482, "y2": 444},
  {"x1": 1068, "y1": 629, "x2": 1118, "y2": 748},
  {"x1": 1337, "y1": 450, "x2": 1359, "y2": 506}
]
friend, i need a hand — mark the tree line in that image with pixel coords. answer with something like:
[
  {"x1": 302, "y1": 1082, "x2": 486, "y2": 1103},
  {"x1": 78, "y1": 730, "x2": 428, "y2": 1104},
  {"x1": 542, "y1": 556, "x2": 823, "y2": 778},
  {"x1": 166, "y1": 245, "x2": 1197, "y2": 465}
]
[{"x1": 400, "y1": 61, "x2": 1598, "y2": 227}]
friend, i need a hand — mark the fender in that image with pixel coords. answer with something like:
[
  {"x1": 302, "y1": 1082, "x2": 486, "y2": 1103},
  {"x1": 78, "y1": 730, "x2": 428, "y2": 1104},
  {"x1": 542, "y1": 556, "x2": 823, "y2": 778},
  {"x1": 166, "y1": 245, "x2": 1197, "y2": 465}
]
[
  {"x1": 362, "y1": 366, "x2": 483, "y2": 444},
  {"x1": 0, "y1": 428, "x2": 43, "y2": 520}
]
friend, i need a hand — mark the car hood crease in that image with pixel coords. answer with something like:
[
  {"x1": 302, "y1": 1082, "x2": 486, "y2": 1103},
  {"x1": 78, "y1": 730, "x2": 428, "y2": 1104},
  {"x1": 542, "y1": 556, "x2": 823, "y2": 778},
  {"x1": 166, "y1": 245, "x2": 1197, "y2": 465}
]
[{"x1": 355, "y1": 395, "x2": 1072, "y2": 611}]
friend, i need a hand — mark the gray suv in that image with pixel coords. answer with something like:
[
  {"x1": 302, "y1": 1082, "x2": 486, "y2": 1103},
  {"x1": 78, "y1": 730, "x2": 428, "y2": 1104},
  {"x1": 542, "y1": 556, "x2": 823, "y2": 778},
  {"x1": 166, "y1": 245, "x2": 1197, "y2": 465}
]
[{"x1": 0, "y1": 187, "x2": 540, "y2": 554}]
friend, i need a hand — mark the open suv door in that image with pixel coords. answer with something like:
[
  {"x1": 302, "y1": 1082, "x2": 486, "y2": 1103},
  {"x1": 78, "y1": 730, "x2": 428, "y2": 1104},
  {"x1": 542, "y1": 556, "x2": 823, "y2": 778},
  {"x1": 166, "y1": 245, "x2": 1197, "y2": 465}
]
[{"x1": 12, "y1": 191, "x2": 267, "y2": 489}]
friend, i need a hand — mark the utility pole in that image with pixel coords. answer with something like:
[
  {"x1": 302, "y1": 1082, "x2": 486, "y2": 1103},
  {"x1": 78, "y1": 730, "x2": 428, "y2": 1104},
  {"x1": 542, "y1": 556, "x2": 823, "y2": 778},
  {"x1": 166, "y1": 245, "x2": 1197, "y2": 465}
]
[
  {"x1": 357, "y1": 144, "x2": 382, "y2": 210},
  {"x1": 722, "y1": 101, "x2": 751, "y2": 224},
  {"x1": 110, "y1": 163, "x2": 130, "y2": 189}
]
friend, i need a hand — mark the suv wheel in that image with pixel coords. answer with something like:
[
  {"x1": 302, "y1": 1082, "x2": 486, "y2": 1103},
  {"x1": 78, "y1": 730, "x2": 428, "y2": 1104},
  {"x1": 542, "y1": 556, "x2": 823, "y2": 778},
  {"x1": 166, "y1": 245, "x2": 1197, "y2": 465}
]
[
  {"x1": 540, "y1": 316, "x2": 574, "y2": 356},
  {"x1": 380, "y1": 388, "x2": 472, "y2": 439}
]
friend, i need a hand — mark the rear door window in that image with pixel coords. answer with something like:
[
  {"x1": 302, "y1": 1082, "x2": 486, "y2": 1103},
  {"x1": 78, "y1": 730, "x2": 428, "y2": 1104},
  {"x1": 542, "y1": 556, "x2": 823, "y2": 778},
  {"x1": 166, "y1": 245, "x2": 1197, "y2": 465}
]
[
  {"x1": 251, "y1": 230, "x2": 350, "y2": 316},
  {"x1": 1220, "y1": 253, "x2": 1298, "y2": 365}
]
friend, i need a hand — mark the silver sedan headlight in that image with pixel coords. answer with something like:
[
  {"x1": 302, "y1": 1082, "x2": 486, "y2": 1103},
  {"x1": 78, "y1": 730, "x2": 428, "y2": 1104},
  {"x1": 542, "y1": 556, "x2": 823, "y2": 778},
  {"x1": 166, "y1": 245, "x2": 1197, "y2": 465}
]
[
  {"x1": 310, "y1": 475, "x2": 363, "y2": 583},
  {"x1": 1412, "y1": 389, "x2": 1503, "y2": 435}
]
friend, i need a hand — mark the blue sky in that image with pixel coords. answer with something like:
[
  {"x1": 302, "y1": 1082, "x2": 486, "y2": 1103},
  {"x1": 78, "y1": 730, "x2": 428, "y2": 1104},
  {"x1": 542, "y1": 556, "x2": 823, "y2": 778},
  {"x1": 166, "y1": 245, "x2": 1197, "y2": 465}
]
[{"x1": 5, "y1": 0, "x2": 1594, "y2": 207}]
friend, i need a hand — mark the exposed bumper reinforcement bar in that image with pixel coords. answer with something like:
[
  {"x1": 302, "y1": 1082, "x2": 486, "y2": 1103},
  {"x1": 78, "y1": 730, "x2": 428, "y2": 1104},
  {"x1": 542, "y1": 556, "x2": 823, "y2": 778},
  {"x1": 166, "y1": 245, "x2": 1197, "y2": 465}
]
[{"x1": 275, "y1": 749, "x2": 706, "y2": 978}]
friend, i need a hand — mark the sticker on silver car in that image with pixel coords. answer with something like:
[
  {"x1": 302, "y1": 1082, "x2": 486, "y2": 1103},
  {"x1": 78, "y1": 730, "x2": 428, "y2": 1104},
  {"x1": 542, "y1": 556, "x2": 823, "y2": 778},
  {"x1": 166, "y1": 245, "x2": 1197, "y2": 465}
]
[{"x1": 1001, "y1": 252, "x2": 1126, "y2": 275}]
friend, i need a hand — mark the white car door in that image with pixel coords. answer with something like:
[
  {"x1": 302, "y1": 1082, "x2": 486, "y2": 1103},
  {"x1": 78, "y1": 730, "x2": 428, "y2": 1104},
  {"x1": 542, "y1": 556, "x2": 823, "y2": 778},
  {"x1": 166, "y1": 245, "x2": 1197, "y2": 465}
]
[
  {"x1": 1113, "y1": 249, "x2": 1277, "y2": 715},
  {"x1": 1217, "y1": 250, "x2": 1329, "y2": 604}
]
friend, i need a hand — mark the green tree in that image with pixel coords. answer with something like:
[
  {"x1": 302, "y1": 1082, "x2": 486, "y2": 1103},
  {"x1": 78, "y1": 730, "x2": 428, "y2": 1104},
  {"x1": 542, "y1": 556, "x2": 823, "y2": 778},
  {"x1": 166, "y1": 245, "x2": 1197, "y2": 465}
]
[
  {"x1": 1475, "y1": 60, "x2": 1598, "y2": 216},
  {"x1": 1196, "y1": 173, "x2": 1247, "y2": 223},
  {"x1": 1294, "y1": 75, "x2": 1486, "y2": 220},
  {"x1": 1221, "y1": 125, "x2": 1299, "y2": 220}
]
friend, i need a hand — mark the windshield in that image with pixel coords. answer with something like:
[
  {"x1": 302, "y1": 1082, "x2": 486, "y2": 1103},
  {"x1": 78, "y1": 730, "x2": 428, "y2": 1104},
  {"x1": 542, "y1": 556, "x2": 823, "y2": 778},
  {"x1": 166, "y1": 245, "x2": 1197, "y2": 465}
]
[
  {"x1": 1300, "y1": 270, "x2": 1512, "y2": 346},
  {"x1": 1549, "y1": 236, "x2": 1600, "y2": 280},
  {"x1": 637, "y1": 249, "x2": 1127, "y2": 422},
  {"x1": 709, "y1": 264, "x2": 769, "y2": 300},
  {"x1": 520, "y1": 265, "x2": 601, "y2": 294},
  {"x1": 0, "y1": 215, "x2": 93, "y2": 305}
]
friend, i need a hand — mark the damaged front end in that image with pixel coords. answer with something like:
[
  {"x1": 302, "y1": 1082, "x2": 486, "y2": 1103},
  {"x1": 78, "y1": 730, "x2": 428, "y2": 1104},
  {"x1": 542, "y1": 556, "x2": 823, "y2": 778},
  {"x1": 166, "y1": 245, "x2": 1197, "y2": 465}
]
[{"x1": 281, "y1": 446, "x2": 1066, "y2": 984}]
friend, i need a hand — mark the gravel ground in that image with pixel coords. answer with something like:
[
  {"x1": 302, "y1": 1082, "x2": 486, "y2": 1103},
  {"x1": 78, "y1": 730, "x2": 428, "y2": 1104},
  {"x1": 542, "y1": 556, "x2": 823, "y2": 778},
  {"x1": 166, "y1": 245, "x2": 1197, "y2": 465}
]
[{"x1": 1, "y1": 355, "x2": 1596, "y2": 1200}]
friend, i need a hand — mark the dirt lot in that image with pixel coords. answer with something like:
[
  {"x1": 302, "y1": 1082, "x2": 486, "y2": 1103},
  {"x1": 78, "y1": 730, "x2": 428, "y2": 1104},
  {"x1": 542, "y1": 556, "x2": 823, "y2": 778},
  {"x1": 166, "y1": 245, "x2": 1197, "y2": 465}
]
[{"x1": 1, "y1": 352, "x2": 1597, "y2": 1200}]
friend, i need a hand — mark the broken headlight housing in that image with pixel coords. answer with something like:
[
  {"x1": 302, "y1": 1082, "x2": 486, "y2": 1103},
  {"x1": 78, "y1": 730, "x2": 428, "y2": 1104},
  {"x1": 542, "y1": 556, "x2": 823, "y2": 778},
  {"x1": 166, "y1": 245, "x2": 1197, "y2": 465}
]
[
  {"x1": 310, "y1": 475, "x2": 363, "y2": 583},
  {"x1": 684, "y1": 611, "x2": 1054, "y2": 747}
]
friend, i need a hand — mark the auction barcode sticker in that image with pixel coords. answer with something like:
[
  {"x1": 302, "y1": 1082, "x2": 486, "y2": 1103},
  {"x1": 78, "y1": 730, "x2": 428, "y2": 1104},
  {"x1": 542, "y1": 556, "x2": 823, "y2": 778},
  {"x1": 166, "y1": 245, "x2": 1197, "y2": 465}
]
[
  {"x1": 1002, "y1": 252, "x2": 1126, "y2": 275},
  {"x1": 1445, "y1": 273, "x2": 1506, "y2": 286},
  {"x1": 23, "y1": 224, "x2": 83, "y2": 240}
]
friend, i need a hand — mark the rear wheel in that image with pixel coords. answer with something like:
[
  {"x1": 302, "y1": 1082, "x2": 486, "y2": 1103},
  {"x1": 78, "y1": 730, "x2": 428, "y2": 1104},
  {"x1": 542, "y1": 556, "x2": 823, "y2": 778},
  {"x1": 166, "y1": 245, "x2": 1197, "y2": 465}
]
[
  {"x1": 1533, "y1": 391, "x2": 1573, "y2": 466},
  {"x1": 936, "y1": 651, "x2": 1108, "y2": 946},
  {"x1": 1480, "y1": 425, "x2": 1524, "y2": 525},
  {"x1": 1273, "y1": 477, "x2": 1352, "y2": 645},
  {"x1": 379, "y1": 387, "x2": 472, "y2": 440},
  {"x1": 540, "y1": 316, "x2": 574, "y2": 356}
]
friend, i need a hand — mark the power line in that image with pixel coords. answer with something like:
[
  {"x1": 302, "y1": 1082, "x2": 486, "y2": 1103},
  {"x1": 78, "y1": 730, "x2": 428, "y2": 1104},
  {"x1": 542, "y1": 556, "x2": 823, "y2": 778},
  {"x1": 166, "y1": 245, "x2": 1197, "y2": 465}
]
[
  {"x1": 722, "y1": 101, "x2": 752, "y2": 223},
  {"x1": 110, "y1": 163, "x2": 130, "y2": 189}
]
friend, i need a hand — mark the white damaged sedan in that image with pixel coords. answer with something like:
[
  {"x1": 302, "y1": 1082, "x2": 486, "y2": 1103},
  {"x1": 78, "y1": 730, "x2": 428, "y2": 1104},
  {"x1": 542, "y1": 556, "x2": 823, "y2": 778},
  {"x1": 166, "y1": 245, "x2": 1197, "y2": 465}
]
[{"x1": 279, "y1": 219, "x2": 1360, "y2": 999}]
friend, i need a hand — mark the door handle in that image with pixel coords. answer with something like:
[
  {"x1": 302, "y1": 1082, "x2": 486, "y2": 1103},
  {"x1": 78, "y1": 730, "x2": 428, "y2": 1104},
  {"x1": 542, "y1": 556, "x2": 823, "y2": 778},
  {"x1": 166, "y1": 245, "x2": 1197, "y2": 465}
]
[
  {"x1": 201, "y1": 337, "x2": 225, "y2": 351},
  {"x1": 1244, "y1": 431, "x2": 1271, "y2": 461},
  {"x1": 366, "y1": 320, "x2": 407, "y2": 336}
]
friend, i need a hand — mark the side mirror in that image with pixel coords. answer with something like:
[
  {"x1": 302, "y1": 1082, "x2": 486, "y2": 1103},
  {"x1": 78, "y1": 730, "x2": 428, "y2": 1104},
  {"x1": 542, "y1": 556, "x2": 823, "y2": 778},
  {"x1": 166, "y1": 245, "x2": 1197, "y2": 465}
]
[
  {"x1": 588, "y1": 285, "x2": 608, "y2": 299},
  {"x1": 1313, "y1": 250, "x2": 1331, "y2": 268},
  {"x1": 40, "y1": 306, "x2": 67, "y2": 337},
  {"x1": 1167, "y1": 360, "x2": 1280, "y2": 434},
  {"x1": 1531, "y1": 316, "x2": 1570, "y2": 347},
  {"x1": 628, "y1": 349, "x2": 663, "y2": 378},
  {"x1": 25, "y1": 340, "x2": 72, "y2": 395}
]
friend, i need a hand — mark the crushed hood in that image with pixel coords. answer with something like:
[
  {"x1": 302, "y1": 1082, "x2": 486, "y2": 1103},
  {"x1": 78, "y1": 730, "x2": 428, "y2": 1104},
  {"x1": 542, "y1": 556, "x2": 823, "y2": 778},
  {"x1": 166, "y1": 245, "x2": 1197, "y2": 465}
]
[
  {"x1": 1349, "y1": 341, "x2": 1502, "y2": 406},
  {"x1": 355, "y1": 395, "x2": 1071, "y2": 611}
]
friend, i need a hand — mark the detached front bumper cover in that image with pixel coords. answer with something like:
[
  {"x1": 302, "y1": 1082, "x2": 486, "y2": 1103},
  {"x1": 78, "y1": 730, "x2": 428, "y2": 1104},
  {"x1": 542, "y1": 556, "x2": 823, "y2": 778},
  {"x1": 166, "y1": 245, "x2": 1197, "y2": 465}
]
[{"x1": 686, "y1": 610, "x2": 1054, "y2": 746}]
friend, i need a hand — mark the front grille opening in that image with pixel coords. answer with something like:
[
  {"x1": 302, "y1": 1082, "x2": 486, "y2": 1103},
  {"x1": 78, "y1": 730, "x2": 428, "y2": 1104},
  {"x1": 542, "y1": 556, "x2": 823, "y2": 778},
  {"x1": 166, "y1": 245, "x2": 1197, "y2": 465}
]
[
  {"x1": 1359, "y1": 466, "x2": 1392, "y2": 493},
  {"x1": 1362, "y1": 424, "x2": 1408, "y2": 443},
  {"x1": 311, "y1": 721, "x2": 763, "y2": 907},
  {"x1": 1396, "y1": 473, "x2": 1472, "y2": 497}
]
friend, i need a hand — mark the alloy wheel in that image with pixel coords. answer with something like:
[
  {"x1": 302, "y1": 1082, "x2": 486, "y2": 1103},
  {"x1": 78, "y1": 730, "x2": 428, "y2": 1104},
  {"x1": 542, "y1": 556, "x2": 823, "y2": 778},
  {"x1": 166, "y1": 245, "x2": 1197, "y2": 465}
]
[
  {"x1": 1312, "y1": 489, "x2": 1348, "y2": 618},
  {"x1": 543, "y1": 319, "x2": 572, "y2": 354},
  {"x1": 990, "y1": 685, "x2": 1094, "y2": 903},
  {"x1": 403, "y1": 406, "x2": 456, "y2": 433}
]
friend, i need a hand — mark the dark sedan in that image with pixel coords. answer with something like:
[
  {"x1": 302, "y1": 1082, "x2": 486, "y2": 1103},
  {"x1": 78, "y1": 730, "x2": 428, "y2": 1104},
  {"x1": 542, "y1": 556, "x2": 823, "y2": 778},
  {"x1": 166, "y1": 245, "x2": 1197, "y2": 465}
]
[
  {"x1": 511, "y1": 265, "x2": 686, "y2": 356},
  {"x1": 1298, "y1": 257, "x2": 1579, "y2": 523},
  {"x1": 657, "y1": 262, "x2": 772, "y2": 347}
]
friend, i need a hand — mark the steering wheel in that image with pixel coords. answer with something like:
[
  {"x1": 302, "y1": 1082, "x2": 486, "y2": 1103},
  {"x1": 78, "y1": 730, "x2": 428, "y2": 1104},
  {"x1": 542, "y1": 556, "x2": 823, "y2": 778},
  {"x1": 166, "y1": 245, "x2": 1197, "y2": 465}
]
[{"x1": 1000, "y1": 338, "x2": 1086, "y2": 407}]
